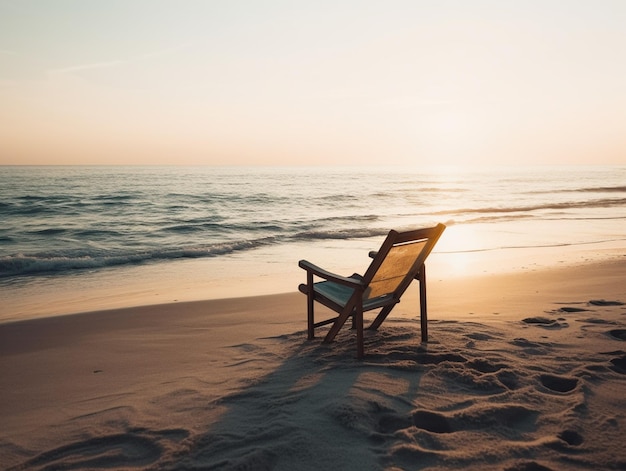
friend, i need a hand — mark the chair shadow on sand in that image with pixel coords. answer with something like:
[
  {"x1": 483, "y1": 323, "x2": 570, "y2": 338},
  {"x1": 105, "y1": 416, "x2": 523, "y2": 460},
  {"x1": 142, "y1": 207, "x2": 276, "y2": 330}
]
[
  {"x1": 161, "y1": 322, "x2": 443, "y2": 470},
  {"x1": 162, "y1": 309, "x2": 617, "y2": 471}
]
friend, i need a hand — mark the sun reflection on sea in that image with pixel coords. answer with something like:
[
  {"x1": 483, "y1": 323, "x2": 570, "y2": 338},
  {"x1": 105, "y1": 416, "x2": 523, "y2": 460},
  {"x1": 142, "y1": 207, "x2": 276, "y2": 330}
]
[{"x1": 433, "y1": 224, "x2": 486, "y2": 278}]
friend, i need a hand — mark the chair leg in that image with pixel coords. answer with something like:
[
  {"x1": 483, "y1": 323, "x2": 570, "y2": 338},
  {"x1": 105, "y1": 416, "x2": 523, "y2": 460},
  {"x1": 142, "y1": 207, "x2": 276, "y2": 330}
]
[
  {"x1": 368, "y1": 304, "x2": 394, "y2": 331},
  {"x1": 418, "y1": 265, "x2": 428, "y2": 342},
  {"x1": 355, "y1": 303, "x2": 364, "y2": 359},
  {"x1": 307, "y1": 273, "x2": 315, "y2": 340},
  {"x1": 324, "y1": 305, "x2": 353, "y2": 343},
  {"x1": 324, "y1": 290, "x2": 360, "y2": 343}
]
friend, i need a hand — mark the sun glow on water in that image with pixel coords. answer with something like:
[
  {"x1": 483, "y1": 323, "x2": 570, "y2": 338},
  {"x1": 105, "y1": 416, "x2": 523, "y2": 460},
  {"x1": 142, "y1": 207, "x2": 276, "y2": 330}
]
[{"x1": 433, "y1": 224, "x2": 485, "y2": 277}]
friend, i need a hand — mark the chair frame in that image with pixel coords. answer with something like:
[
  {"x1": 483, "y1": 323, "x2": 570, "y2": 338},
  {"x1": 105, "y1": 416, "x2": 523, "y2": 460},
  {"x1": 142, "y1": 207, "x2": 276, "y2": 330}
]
[{"x1": 298, "y1": 223, "x2": 445, "y2": 358}]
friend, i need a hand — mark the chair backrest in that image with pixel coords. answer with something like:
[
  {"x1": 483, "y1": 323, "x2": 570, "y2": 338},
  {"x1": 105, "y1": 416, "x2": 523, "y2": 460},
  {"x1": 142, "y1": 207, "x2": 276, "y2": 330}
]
[{"x1": 361, "y1": 224, "x2": 445, "y2": 302}]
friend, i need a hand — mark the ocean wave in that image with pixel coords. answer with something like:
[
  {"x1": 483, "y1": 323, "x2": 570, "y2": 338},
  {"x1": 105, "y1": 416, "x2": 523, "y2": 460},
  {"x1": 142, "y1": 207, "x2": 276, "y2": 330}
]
[
  {"x1": 0, "y1": 204, "x2": 58, "y2": 216},
  {"x1": 30, "y1": 228, "x2": 68, "y2": 236},
  {"x1": 435, "y1": 197, "x2": 626, "y2": 216},
  {"x1": 74, "y1": 229, "x2": 126, "y2": 238},
  {"x1": 160, "y1": 222, "x2": 231, "y2": 234},
  {"x1": 160, "y1": 220, "x2": 295, "y2": 235},
  {"x1": 309, "y1": 214, "x2": 381, "y2": 225},
  {"x1": 438, "y1": 237, "x2": 626, "y2": 254},
  {"x1": 16, "y1": 195, "x2": 50, "y2": 202},
  {"x1": 293, "y1": 227, "x2": 389, "y2": 240},
  {"x1": 528, "y1": 185, "x2": 626, "y2": 194},
  {"x1": 388, "y1": 186, "x2": 469, "y2": 194},
  {"x1": 463, "y1": 214, "x2": 535, "y2": 224},
  {"x1": 94, "y1": 194, "x2": 136, "y2": 201},
  {"x1": 0, "y1": 224, "x2": 395, "y2": 277},
  {"x1": 569, "y1": 185, "x2": 626, "y2": 193},
  {"x1": 316, "y1": 194, "x2": 361, "y2": 202},
  {"x1": 0, "y1": 239, "x2": 276, "y2": 278},
  {"x1": 455, "y1": 213, "x2": 626, "y2": 225}
]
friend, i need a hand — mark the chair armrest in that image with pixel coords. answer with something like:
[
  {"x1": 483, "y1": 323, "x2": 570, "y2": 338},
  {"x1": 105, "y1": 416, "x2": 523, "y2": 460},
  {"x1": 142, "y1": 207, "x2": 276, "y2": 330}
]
[{"x1": 298, "y1": 260, "x2": 364, "y2": 288}]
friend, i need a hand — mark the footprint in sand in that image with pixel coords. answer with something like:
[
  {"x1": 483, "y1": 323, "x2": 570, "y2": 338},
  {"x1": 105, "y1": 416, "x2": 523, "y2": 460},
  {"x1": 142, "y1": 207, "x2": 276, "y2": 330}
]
[
  {"x1": 609, "y1": 355, "x2": 626, "y2": 374},
  {"x1": 511, "y1": 338, "x2": 543, "y2": 348},
  {"x1": 496, "y1": 370, "x2": 520, "y2": 390},
  {"x1": 608, "y1": 329, "x2": 626, "y2": 341},
  {"x1": 466, "y1": 332, "x2": 495, "y2": 341},
  {"x1": 377, "y1": 413, "x2": 413, "y2": 434},
  {"x1": 577, "y1": 317, "x2": 617, "y2": 325},
  {"x1": 412, "y1": 410, "x2": 453, "y2": 434},
  {"x1": 466, "y1": 359, "x2": 505, "y2": 373},
  {"x1": 510, "y1": 338, "x2": 553, "y2": 357},
  {"x1": 412, "y1": 404, "x2": 537, "y2": 435},
  {"x1": 522, "y1": 317, "x2": 567, "y2": 329},
  {"x1": 558, "y1": 429, "x2": 584, "y2": 446},
  {"x1": 539, "y1": 374, "x2": 579, "y2": 394},
  {"x1": 15, "y1": 432, "x2": 168, "y2": 470},
  {"x1": 589, "y1": 300, "x2": 624, "y2": 306},
  {"x1": 504, "y1": 461, "x2": 555, "y2": 471},
  {"x1": 557, "y1": 307, "x2": 589, "y2": 313},
  {"x1": 415, "y1": 352, "x2": 467, "y2": 365},
  {"x1": 13, "y1": 428, "x2": 189, "y2": 471},
  {"x1": 523, "y1": 317, "x2": 555, "y2": 325}
]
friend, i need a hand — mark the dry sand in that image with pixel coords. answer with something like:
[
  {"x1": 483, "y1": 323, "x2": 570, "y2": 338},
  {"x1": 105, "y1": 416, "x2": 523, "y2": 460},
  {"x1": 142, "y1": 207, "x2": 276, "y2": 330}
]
[{"x1": 1, "y1": 258, "x2": 625, "y2": 470}]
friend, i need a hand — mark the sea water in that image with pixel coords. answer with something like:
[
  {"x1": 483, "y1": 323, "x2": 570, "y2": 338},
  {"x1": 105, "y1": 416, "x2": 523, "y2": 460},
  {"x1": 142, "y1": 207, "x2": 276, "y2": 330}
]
[{"x1": 1, "y1": 165, "x2": 625, "y2": 321}]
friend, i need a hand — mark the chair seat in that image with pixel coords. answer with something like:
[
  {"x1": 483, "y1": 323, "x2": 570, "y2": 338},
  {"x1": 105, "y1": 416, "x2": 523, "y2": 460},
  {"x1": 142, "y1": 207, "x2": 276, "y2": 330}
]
[{"x1": 313, "y1": 281, "x2": 396, "y2": 311}]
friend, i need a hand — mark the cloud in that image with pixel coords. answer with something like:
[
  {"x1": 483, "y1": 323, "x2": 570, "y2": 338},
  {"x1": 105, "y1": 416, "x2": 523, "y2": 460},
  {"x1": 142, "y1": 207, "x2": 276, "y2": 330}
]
[
  {"x1": 52, "y1": 59, "x2": 128, "y2": 74},
  {"x1": 49, "y1": 42, "x2": 193, "y2": 75}
]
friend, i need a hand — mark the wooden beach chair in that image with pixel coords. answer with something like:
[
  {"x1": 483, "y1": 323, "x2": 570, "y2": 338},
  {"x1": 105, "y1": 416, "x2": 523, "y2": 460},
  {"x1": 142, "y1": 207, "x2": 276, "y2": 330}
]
[{"x1": 298, "y1": 223, "x2": 445, "y2": 359}]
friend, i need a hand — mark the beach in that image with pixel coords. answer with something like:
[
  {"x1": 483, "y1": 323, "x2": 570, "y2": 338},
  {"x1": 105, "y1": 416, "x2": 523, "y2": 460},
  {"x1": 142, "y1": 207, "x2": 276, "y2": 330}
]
[
  {"x1": 2, "y1": 256, "x2": 625, "y2": 470},
  {"x1": 3, "y1": 0, "x2": 626, "y2": 467}
]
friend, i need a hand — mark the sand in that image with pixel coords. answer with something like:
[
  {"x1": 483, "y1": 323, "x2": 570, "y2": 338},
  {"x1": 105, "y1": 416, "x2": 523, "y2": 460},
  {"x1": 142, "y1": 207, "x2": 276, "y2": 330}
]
[{"x1": 1, "y1": 258, "x2": 625, "y2": 470}]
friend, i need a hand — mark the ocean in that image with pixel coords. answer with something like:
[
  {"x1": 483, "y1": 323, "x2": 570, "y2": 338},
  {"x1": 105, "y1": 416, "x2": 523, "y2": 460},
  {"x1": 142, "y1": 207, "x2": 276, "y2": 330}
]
[{"x1": 1, "y1": 165, "x2": 625, "y2": 321}]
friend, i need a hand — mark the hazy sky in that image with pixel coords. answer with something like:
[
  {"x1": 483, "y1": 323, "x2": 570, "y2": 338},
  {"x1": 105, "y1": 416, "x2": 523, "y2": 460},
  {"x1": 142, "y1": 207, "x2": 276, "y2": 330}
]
[{"x1": 1, "y1": 0, "x2": 625, "y2": 166}]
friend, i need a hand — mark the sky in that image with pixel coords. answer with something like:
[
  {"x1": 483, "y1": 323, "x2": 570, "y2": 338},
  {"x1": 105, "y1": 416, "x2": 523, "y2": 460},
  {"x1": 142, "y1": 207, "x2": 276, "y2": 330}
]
[{"x1": 1, "y1": 0, "x2": 625, "y2": 166}]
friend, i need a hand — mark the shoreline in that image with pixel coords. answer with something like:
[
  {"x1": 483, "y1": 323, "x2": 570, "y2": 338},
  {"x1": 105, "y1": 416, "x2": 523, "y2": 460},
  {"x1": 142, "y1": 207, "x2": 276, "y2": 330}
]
[{"x1": 1, "y1": 232, "x2": 624, "y2": 324}]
